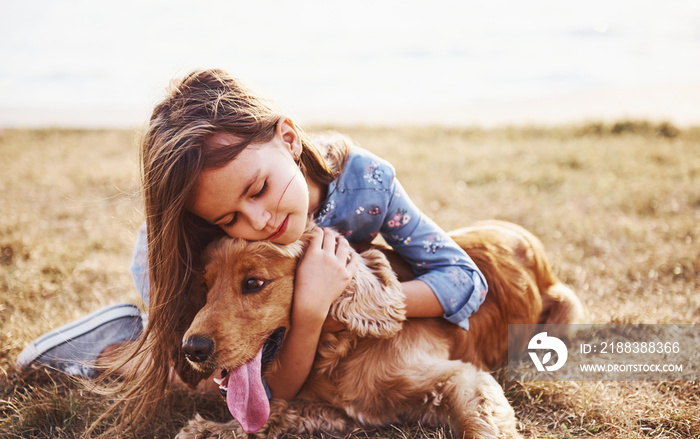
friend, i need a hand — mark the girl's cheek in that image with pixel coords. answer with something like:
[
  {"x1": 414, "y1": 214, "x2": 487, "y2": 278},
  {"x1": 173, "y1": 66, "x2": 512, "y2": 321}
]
[{"x1": 284, "y1": 217, "x2": 307, "y2": 245}]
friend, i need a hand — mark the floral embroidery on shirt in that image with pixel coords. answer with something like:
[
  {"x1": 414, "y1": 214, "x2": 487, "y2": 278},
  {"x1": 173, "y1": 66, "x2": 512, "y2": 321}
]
[
  {"x1": 387, "y1": 209, "x2": 411, "y2": 228},
  {"x1": 355, "y1": 206, "x2": 381, "y2": 216},
  {"x1": 363, "y1": 161, "x2": 384, "y2": 185},
  {"x1": 447, "y1": 266, "x2": 472, "y2": 287},
  {"x1": 316, "y1": 200, "x2": 335, "y2": 224},
  {"x1": 422, "y1": 233, "x2": 445, "y2": 254},
  {"x1": 389, "y1": 234, "x2": 413, "y2": 245}
]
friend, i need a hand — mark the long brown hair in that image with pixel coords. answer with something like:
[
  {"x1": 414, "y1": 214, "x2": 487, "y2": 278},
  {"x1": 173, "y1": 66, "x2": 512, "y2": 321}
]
[{"x1": 105, "y1": 68, "x2": 350, "y2": 433}]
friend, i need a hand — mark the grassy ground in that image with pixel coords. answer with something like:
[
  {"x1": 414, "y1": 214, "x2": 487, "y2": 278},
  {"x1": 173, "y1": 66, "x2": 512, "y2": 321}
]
[{"x1": 1, "y1": 121, "x2": 698, "y2": 438}]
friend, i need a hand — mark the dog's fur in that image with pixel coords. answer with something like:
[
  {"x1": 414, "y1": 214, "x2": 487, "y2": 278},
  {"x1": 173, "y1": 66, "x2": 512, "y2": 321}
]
[{"x1": 177, "y1": 220, "x2": 584, "y2": 438}]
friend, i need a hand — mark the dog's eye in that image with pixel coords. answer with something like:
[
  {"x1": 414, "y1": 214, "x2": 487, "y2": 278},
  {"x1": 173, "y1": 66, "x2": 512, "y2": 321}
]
[{"x1": 242, "y1": 277, "x2": 267, "y2": 294}]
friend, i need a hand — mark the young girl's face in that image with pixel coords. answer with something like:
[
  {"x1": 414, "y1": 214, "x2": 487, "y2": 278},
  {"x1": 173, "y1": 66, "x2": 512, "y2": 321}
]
[{"x1": 190, "y1": 123, "x2": 317, "y2": 245}]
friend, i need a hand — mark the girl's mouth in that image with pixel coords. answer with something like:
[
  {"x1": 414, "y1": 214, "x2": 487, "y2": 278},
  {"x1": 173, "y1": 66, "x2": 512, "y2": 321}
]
[{"x1": 266, "y1": 215, "x2": 289, "y2": 241}]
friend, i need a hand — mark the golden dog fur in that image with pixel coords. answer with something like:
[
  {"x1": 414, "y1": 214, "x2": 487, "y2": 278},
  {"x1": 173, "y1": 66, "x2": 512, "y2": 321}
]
[{"x1": 177, "y1": 220, "x2": 584, "y2": 438}]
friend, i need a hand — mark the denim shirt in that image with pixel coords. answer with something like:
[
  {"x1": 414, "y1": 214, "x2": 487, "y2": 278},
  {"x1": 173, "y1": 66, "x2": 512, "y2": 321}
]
[{"x1": 130, "y1": 146, "x2": 487, "y2": 330}]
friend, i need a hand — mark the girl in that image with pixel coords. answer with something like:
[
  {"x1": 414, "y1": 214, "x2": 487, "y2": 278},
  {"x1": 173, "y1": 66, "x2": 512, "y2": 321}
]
[{"x1": 18, "y1": 68, "x2": 488, "y2": 429}]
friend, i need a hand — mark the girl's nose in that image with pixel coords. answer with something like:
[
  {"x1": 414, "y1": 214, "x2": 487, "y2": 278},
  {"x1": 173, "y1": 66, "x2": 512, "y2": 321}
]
[{"x1": 246, "y1": 205, "x2": 272, "y2": 231}]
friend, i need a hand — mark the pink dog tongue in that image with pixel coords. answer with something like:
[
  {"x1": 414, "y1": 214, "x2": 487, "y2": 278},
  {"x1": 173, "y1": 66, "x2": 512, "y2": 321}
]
[{"x1": 225, "y1": 348, "x2": 270, "y2": 433}]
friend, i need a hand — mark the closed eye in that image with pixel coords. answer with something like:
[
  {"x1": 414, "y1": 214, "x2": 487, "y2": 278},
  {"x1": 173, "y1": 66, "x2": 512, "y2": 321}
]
[
  {"x1": 223, "y1": 214, "x2": 237, "y2": 228},
  {"x1": 221, "y1": 181, "x2": 266, "y2": 229},
  {"x1": 251, "y1": 180, "x2": 267, "y2": 199}
]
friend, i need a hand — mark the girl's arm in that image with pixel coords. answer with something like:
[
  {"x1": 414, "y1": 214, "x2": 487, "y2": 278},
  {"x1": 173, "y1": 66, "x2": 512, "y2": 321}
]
[
  {"x1": 265, "y1": 227, "x2": 358, "y2": 399},
  {"x1": 320, "y1": 278, "x2": 444, "y2": 333},
  {"x1": 315, "y1": 147, "x2": 488, "y2": 330},
  {"x1": 264, "y1": 312, "x2": 324, "y2": 399},
  {"x1": 401, "y1": 279, "x2": 445, "y2": 318}
]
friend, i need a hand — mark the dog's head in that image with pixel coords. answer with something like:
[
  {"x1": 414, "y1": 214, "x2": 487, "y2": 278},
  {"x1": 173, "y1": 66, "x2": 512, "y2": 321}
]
[
  {"x1": 182, "y1": 235, "x2": 304, "y2": 372},
  {"x1": 182, "y1": 227, "x2": 406, "y2": 432},
  {"x1": 181, "y1": 233, "x2": 307, "y2": 433}
]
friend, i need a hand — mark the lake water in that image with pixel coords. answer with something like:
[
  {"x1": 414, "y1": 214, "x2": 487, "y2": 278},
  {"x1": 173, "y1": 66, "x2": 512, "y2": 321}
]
[{"x1": 2, "y1": 0, "x2": 699, "y2": 127}]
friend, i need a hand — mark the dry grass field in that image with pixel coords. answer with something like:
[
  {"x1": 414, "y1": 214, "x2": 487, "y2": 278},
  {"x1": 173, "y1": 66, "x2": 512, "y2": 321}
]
[{"x1": 1, "y1": 121, "x2": 699, "y2": 438}]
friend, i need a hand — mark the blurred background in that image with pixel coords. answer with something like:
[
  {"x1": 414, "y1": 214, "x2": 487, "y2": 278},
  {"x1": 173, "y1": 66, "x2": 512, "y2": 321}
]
[{"x1": 1, "y1": 0, "x2": 699, "y2": 128}]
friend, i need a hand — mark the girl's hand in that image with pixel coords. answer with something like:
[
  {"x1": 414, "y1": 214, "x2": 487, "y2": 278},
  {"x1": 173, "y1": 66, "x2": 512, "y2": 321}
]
[
  {"x1": 266, "y1": 228, "x2": 357, "y2": 400},
  {"x1": 293, "y1": 227, "x2": 359, "y2": 325}
]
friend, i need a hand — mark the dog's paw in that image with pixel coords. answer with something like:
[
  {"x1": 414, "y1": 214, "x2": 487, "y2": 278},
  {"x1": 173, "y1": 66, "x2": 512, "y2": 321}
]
[
  {"x1": 176, "y1": 414, "x2": 245, "y2": 439},
  {"x1": 331, "y1": 248, "x2": 406, "y2": 338}
]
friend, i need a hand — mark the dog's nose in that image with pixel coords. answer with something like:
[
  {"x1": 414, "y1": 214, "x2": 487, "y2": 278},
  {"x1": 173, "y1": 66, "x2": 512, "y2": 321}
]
[{"x1": 182, "y1": 336, "x2": 214, "y2": 363}]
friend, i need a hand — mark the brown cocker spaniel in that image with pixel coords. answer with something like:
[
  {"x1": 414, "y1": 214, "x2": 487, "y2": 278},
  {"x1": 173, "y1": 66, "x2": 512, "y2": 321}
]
[{"x1": 177, "y1": 220, "x2": 584, "y2": 438}]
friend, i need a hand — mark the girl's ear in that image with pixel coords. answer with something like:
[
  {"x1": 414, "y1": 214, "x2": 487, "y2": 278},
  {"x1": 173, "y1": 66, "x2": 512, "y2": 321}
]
[{"x1": 276, "y1": 117, "x2": 302, "y2": 157}]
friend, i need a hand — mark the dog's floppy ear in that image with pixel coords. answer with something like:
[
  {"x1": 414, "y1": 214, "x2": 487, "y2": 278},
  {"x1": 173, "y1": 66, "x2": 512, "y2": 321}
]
[{"x1": 330, "y1": 248, "x2": 406, "y2": 338}]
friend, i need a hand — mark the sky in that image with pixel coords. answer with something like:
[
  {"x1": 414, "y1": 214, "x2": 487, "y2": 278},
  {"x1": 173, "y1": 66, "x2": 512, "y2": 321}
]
[{"x1": 1, "y1": 0, "x2": 699, "y2": 127}]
